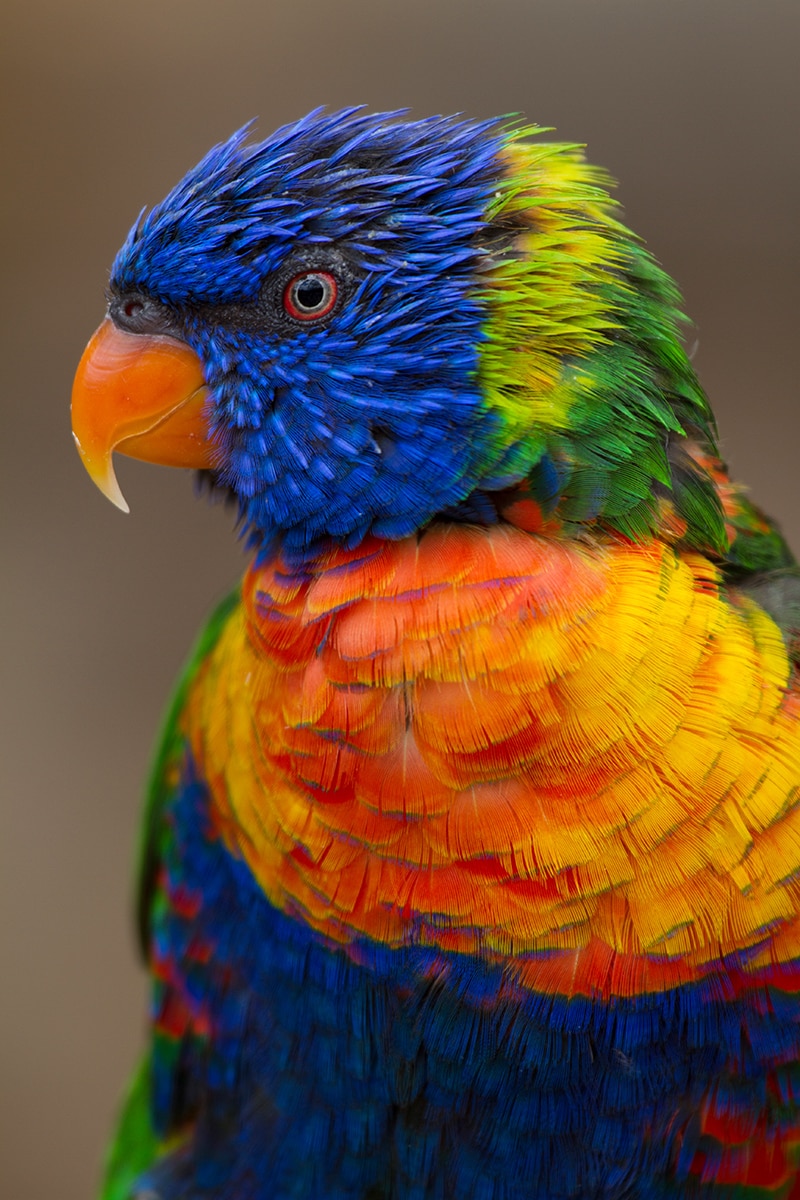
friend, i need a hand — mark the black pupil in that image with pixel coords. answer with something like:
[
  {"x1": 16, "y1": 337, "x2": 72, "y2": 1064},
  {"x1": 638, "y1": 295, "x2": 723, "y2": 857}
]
[{"x1": 295, "y1": 277, "x2": 326, "y2": 310}]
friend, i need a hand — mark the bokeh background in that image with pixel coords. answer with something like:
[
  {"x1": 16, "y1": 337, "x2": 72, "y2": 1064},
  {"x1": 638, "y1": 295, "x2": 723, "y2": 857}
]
[{"x1": 2, "y1": 1, "x2": 798, "y2": 1196}]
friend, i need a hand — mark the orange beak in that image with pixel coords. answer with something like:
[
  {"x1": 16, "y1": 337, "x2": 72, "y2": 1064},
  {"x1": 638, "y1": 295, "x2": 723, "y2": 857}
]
[{"x1": 71, "y1": 318, "x2": 218, "y2": 512}]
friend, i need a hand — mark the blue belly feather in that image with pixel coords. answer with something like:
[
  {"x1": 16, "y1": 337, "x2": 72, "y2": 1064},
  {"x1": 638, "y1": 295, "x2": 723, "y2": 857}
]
[{"x1": 138, "y1": 759, "x2": 800, "y2": 1199}]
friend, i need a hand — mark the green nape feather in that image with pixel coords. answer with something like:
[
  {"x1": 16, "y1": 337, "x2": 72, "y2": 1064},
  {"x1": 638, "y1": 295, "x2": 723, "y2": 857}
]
[{"x1": 480, "y1": 133, "x2": 726, "y2": 555}]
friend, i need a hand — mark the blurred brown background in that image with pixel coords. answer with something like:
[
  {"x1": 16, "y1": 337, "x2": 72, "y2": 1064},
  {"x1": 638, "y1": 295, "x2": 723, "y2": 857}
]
[{"x1": 2, "y1": 1, "x2": 798, "y2": 1196}]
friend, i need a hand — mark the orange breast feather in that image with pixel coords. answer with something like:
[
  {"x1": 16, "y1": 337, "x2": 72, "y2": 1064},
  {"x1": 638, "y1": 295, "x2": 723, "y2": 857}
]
[{"x1": 185, "y1": 524, "x2": 800, "y2": 994}]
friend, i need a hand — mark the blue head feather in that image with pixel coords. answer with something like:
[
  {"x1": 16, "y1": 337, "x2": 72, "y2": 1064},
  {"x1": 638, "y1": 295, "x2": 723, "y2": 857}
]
[{"x1": 110, "y1": 109, "x2": 510, "y2": 552}]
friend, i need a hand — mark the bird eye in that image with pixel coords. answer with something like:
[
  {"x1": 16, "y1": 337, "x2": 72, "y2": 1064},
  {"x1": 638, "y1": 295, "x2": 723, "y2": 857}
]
[{"x1": 283, "y1": 271, "x2": 338, "y2": 321}]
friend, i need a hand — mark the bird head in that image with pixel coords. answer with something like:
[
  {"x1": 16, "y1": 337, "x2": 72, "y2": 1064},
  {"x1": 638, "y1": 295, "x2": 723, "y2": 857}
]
[{"x1": 72, "y1": 108, "x2": 725, "y2": 557}]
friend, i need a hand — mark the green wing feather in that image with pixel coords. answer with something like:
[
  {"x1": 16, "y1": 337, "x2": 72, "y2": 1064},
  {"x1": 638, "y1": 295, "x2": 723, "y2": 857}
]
[
  {"x1": 100, "y1": 588, "x2": 240, "y2": 1200},
  {"x1": 100, "y1": 1057, "x2": 160, "y2": 1200},
  {"x1": 136, "y1": 587, "x2": 240, "y2": 955},
  {"x1": 722, "y1": 487, "x2": 800, "y2": 663}
]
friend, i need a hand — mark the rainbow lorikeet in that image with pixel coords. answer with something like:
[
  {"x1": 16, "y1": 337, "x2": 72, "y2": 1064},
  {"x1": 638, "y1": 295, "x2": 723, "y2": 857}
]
[{"x1": 72, "y1": 109, "x2": 800, "y2": 1199}]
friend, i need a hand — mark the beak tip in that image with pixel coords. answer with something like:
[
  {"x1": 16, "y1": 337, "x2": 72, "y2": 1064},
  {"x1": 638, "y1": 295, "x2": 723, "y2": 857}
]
[
  {"x1": 110, "y1": 491, "x2": 131, "y2": 516},
  {"x1": 73, "y1": 431, "x2": 130, "y2": 513}
]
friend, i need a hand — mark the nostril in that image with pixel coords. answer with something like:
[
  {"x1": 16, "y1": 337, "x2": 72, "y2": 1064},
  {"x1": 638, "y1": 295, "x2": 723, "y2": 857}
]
[
  {"x1": 123, "y1": 299, "x2": 144, "y2": 320},
  {"x1": 109, "y1": 291, "x2": 178, "y2": 337}
]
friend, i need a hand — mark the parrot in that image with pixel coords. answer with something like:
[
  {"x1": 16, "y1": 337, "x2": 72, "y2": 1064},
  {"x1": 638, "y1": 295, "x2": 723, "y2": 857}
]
[{"x1": 71, "y1": 108, "x2": 800, "y2": 1200}]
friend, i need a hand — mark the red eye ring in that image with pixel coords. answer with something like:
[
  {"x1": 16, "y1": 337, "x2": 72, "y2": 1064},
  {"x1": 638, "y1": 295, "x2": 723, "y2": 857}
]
[{"x1": 283, "y1": 271, "x2": 338, "y2": 321}]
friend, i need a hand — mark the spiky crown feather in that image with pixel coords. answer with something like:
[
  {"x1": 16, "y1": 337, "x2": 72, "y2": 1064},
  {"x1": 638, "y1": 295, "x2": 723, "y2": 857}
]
[{"x1": 109, "y1": 107, "x2": 726, "y2": 556}]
